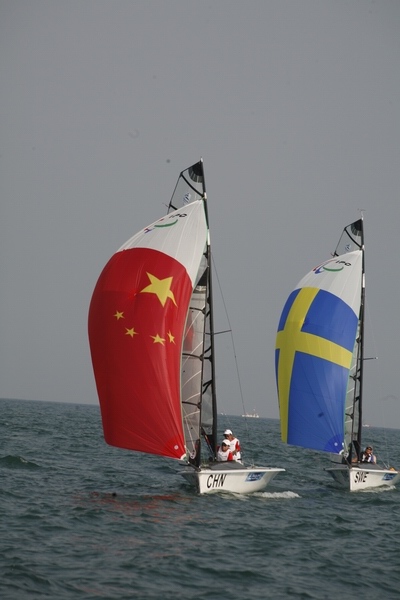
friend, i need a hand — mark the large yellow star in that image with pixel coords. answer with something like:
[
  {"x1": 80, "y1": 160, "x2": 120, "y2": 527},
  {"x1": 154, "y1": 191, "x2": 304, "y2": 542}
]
[
  {"x1": 114, "y1": 310, "x2": 124, "y2": 320},
  {"x1": 151, "y1": 333, "x2": 165, "y2": 345},
  {"x1": 139, "y1": 272, "x2": 177, "y2": 307}
]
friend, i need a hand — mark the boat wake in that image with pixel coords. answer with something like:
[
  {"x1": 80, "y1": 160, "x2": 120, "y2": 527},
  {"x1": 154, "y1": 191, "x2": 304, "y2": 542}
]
[
  {"x1": 256, "y1": 490, "x2": 300, "y2": 499},
  {"x1": 356, "y1": 485, "x2": 397, "y2": 494},
  {"x1": 0, "y1": 455, "x2": 40, "y2": 469}
]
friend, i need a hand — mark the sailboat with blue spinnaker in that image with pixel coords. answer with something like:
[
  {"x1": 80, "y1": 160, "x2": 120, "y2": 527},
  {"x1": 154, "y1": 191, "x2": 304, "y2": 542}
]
[{"x1": 275, "y1": 217, "x2": 399, "y2": 491}]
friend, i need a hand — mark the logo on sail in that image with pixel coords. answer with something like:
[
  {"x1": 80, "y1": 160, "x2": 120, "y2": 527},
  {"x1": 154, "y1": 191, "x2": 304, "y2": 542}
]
[
  {"x1": 144, "y1": 213, "x2": 188, "y2": 233},
  {"x1": 313, "y1": 259, "x2": 352, "y2": 274}
]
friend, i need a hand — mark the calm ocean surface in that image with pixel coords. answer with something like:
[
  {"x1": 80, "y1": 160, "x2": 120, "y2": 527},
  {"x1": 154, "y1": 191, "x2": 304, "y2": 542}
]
[{"x1": 1, "y1": 398, "x2": 400, "y2": 600}]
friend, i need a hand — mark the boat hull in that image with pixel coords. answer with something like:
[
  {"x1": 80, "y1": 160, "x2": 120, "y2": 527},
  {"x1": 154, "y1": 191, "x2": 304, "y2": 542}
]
[
  {"x1": 325, "y1": 464, "x2": 400, "y2": 491},
  {"x1": 180, "y1": 463, "x2": 285, "y2": 494}
]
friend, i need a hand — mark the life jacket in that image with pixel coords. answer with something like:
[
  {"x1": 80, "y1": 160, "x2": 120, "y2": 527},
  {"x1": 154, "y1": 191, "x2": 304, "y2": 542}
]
[
  {"x1": 227, "y1": 437, "x2": 241, "y2": 460},
  {"x1": 361, "y1": 453, "x2": 375, "y2": 463},
  {"x1": 217, "y1": 448, "x2": 233, "y2": 462}
]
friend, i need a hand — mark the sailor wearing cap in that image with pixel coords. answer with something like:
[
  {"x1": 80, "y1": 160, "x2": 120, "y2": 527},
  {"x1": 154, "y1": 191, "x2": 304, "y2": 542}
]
[
  {"x1": 223, "y1": 429, "x2": 242, "y2": 462},
  {"x1": 217, "y1": 439, "x2": 234, "y2": 462}
]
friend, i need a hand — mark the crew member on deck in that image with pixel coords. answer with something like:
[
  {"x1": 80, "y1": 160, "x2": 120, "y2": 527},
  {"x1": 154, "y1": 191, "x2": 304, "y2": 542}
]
[
  {"x1": 360, "y1": 446, "x2": 376, "y2": 464},
  {"x1": 217, "y1": 440, "x2": 234, "y2": 462},
  {"x1": 224, "y1": 429, "x2": 242, "y2": 462}
]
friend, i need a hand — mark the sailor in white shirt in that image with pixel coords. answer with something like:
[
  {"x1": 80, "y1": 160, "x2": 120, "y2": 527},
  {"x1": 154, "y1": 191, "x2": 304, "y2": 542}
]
[
  {"x1": 217, "y1": 440, "x2": 234, "y2": 462},
  {"x1": 224, "y1": 429, "x2": 242, "y2": 462}
]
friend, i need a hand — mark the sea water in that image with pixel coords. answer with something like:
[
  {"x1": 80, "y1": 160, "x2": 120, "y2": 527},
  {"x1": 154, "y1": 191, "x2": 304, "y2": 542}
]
[{"x1": 1, "y1": 398, "x2": 399, "y2": 600}]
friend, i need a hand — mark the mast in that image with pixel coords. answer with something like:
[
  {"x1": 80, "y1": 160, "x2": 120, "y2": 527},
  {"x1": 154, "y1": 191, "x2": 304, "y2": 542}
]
[
  {"x1": 187, "y1": 160, "x2": 218, "y2": 461},
  {"x1": 357, "y1": 216, "x2": 365, "y2": 450},
  {"x1": 201, "y1": 165, "x2": 218, "y2": 459},
  {"x1": 333, "y1": 217, "x2": 364, "y2": 460},
  {"x1": 167, "y1": 160, "x2": 218, "y2": 464}
]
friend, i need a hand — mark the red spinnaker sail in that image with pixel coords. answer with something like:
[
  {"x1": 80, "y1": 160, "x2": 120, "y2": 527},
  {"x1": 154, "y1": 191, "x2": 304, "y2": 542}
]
[{"x1": 88, "y1": 247, "x2": 192, "y2": 460}]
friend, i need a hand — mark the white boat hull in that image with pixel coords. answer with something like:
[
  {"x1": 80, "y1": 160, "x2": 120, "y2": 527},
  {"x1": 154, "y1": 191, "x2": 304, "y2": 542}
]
[
  {"x1": 180, "y1": 463, "x2": 285, "y2": 494},
  {"x1": 325, "y1": 464, "x2": 400, "y2": 491}
]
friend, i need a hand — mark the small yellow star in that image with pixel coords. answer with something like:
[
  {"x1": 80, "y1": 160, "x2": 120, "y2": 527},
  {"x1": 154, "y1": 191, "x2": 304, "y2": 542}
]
[
  {"x1": 125, "y1": 327, "x2": 138, "y2": 338},
  {"x1": 151, "y1": 333, "x2": 165, "y2": 345},
  {"x1": 114, "y1": 311, "x2": 124, "y2": 320},
  {"x1": 167, "y1": 330, "x2": 175, "y2": 344}
]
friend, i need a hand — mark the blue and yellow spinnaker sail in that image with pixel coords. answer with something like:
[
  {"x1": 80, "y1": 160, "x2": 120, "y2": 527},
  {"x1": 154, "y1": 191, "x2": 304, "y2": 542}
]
[{"x1": 275, "y1": 252, "x2": 362, "y2": 454}]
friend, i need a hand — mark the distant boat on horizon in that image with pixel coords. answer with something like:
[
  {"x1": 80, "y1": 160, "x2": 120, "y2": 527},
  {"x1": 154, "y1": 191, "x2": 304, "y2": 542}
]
[{"x1": 242, "y1": 410, "x2": 260, "y2": 419}]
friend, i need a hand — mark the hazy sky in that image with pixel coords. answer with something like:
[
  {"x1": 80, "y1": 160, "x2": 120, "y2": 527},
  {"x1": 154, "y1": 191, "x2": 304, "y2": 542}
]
[{"x1": 1, "y1": 1, "x2": 400, "y2": 428}]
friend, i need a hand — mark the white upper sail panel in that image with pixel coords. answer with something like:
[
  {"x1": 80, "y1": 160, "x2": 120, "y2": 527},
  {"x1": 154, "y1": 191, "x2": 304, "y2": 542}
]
[
  {"x1": 117, "y1": 200, "x2": 207, "y2": 286},
  {"x1": 296, "y1": 250, "x2": 362, "y2": 315}
]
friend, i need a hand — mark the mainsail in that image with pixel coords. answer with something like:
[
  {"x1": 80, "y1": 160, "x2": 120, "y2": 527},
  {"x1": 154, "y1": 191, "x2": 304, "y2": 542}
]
[
  {"x1": 275, "y1": 219, "x2": 364, "y2": 455},
  {"x1": 167, "y1": 160, "x2": 217, "y2": 465},
  {"x1": 88, "y1": 162, "x2": 214, "y2": 462},
  {"x1": 332, "y1": 219, "x2": 364, "y2": 460}
]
